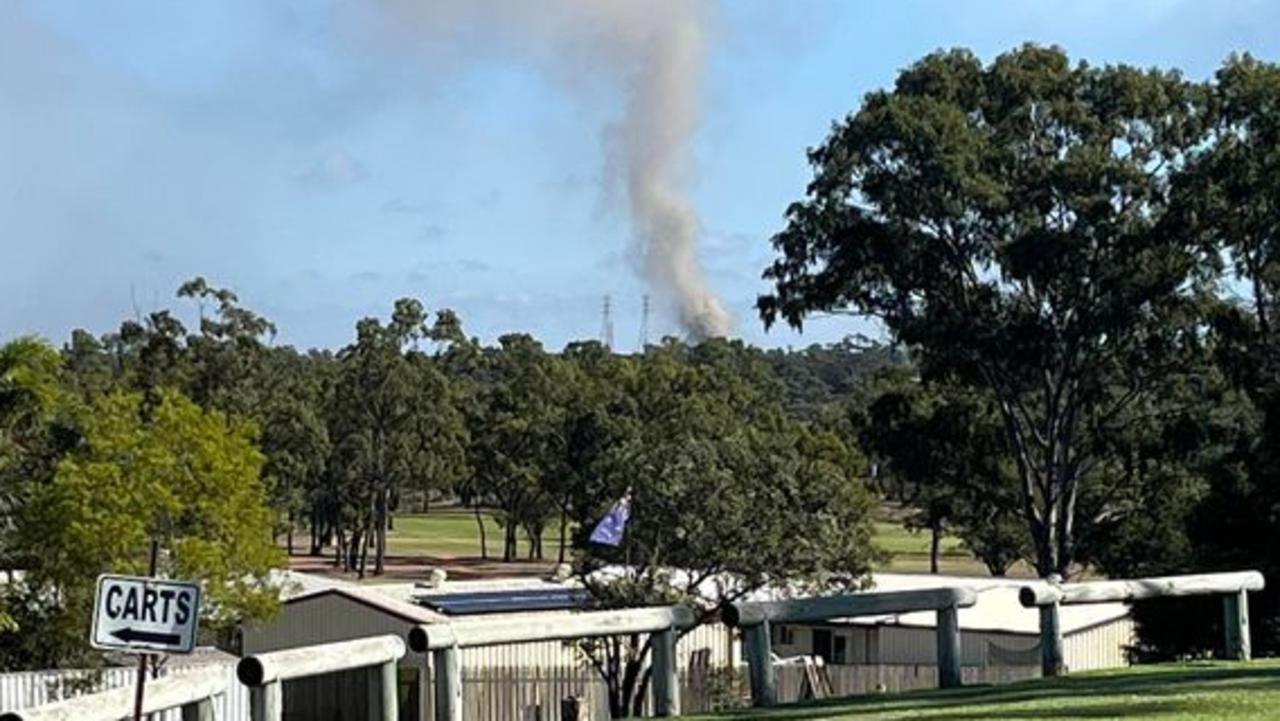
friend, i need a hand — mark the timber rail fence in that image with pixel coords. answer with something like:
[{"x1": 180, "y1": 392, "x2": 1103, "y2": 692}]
[
  {"x1": 408, "y1": 605, "x2": 696, "y2": 721},
  {"x1": 237, "y1": 635, "x2": 405, "y2": 721},
  {"x1": 1020, "y1": 570, "x2": 1265, "y2": 677},
  {"x1": 720, "y1": 587, "x2": 979, "y2": 707},
  {"x1": 0, "y1": 663, "x2": 227, "y2": 721}
]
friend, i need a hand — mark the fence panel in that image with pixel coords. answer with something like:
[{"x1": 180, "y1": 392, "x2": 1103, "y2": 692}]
[{"x1": 0, "y1": 664, "x2": 248, "y2": 721}]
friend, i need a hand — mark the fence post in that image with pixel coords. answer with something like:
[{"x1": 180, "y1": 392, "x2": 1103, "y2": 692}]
[
  {"x1": 432, "y1": 646, "x2": 462, "y2": 721},
  {"x1": 1223, "y1": 590, "x2": 1251, "y2": 661},
  {"x1": 249, "y1": 681, "x2": 282, "y2": 721},
  {"x1": 180, "y1": 698, "x2": 215, "y2": 721},
  {"x1": 935, "y1": 604, "x2": 962, "y2": 689},
  {"x1": 744, "y1": 620, "x2": 776, "y2": 707},
  {"x1": 382, "y1": 660, "x2": 400, "y2": 721},
  {"x1": 651, "y1": 627, "x2": 680, "y2": 717},
  {"x1": 1038, "y1": 602, "x2": 1065, "y2": 677}
]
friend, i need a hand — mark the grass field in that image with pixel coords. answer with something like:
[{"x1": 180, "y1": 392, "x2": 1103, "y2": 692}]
[
  {"x1": 384, "y1": 507, "x2": 1012, "y2": 576},
  {"x1": 686, "y1": 660, "x2": 1280, "y2": 720},
  {"x1": 385, "y1": 511, "x2": 569, "y2": 559}
]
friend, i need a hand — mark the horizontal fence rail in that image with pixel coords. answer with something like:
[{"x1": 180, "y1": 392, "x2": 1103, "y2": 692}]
[
  {"x1": 721, "y1": 587, "x2": 979, "y2": 707},
  {"x1": 409, "y1": 606, "x2": 696, "y2": 651},
  {"x1": 1018, "y1": 571, "x2": 1265, "y2": 607},
  {"x1": 411, "y1": 605, "x2": 696, "y2": 721},
  {"x1": 0, "y1": 664, "x2": 227, "y2": 721},
  {"x1": 1020, "y1": 570, "x2": 1266, "y2": 676},
  {"x1": 237, "y1": 635, "x2": 405, "y2": 721}
]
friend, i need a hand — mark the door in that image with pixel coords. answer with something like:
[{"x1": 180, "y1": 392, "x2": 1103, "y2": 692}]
[{"x1": 811, "y1": 628, "x2": 833, "y2": 663}]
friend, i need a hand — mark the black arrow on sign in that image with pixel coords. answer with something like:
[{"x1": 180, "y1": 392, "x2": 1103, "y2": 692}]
[{"x1": 110, "y1": 627, "x2": 181, "y2": 646}]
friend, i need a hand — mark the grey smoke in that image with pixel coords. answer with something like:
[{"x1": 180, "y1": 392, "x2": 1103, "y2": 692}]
[{"x1": 362, "y1": 0, "x2": 733, "y2": 339}]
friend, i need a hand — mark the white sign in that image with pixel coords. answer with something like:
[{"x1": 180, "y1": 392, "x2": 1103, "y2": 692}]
[{"x1": 91, "y1": 574, "x2": 202, "y2": 654}]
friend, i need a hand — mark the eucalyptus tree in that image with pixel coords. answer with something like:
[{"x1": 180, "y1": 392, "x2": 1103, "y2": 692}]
[
  {"x1": 855, "y1": 369, "x2": 1028, "y2": 576},
  {"x1": 466, "y1": 334, "x2": 567, "y2": 561},
  {"x1": 571, "y1": 339, "x2": 882, "y2": 716},
  {"x1": 760, "y1": 45, "x2": 1215, "y2": 579},
  {"x1": 328, "y1": 299, "x2": 465, "y2": 576}
]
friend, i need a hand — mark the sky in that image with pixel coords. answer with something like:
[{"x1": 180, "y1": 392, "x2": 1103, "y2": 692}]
[{"x1": 2, "y1": 0, "x2": 1278, "y2": 353}]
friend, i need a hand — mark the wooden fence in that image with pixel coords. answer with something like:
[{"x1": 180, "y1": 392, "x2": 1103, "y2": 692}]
[
  {"x1": 1020, "y1": 570, "x2": 1265, "y2": 677},
  {"x1": 410, "y1": 606, "x2": 695, "y2": 721},
  {"x1": 414, "y1": 662, "x2": 1041, "y2": 721},
  {"x1": 3, "y1": 660, "x2": 1041, "y2": 721},
  {"x1": 0, "y1": 663, "x2": 235, "y2": 721},
  {"x1": 722, "y1": 587, "x2": 978, "y2": 707}
]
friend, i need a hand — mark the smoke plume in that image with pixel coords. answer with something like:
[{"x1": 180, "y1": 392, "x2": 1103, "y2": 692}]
[{"x1": 363, "y1": 0, "x2": 734, "y2": 339}]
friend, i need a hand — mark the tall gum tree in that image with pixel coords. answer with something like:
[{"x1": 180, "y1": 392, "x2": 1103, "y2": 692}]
[{"x1": 759, "y1": 46, "x2": 1215, "y2": 579}]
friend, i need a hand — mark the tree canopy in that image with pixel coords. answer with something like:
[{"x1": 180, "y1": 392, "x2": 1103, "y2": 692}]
[{"x1": 761, "y1": 44, "x2": 1216, "y2": 579}]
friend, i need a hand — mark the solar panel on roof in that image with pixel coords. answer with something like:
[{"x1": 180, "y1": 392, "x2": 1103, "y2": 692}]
[{"x1": 415, "y1": 588, "x2": 594, "y2": 616}]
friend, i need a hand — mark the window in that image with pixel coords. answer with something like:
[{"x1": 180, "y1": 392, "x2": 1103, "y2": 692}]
[{"x1": 833, "y1": 635, "x2": 848, "y2": 665}]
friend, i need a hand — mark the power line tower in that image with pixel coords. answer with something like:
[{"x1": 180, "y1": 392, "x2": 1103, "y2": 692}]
[
  {"x1": 601, "y1": 294, "x2": 614, "y2": 350},
  {"x1": 638, "y1": 294, "x2": 650, "y2": 351}
]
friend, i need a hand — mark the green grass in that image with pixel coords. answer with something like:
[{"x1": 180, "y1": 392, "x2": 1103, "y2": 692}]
[
  {"x1": 385, "y1": 510, "x2": 569, "y2": 559},
  {"x1": 382, "y1": 505, "x2": 1022, "y2": 576},
  {"x1": 686, "y1": 660, "x2": 1280, "y2": 720}
]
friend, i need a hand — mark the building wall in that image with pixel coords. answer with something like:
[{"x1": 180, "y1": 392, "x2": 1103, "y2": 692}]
[
  {"x1": 242, "y1": 595, "x2": 736, "y2": 671},
  {"x1": 771, "y1": 624, "x2": 1028, "y2": 666},
  {"x1": 1064, "y1": 616, "x2": 1135, "y2": 672},
  {"x1": 242, "y1": 594, "x2": 418, "y2": 658},
  {"x1": 770, "y1": 621, "x2": 1132, "y2": 670}
]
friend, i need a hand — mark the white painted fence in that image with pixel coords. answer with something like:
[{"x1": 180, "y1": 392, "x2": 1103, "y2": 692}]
[{"x1": 0, "y1": 665, "x2": 248, "y2": 721}]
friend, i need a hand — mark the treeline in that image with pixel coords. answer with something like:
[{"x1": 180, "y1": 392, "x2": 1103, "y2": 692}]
[
  {"x1": 52, "y1": 282, "x2": 897, "y2": 577},
  {"x1": 0, "y1": 280, "x2": 889, "y2": 681}
]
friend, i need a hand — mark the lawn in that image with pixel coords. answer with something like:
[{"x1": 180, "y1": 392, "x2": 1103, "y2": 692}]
[
  {"x1": 686, "y1": 660, "x2": 1280, "y2": 720},
  {"x1": 382, "y1": 505, "x2": 1025, "y2": 576},
  {"x1": 385, "y1": 510, "x2": 570, "y2": 559}
]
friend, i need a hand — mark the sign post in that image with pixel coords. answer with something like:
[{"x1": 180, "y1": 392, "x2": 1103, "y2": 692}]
[{"x1": 91, "y1": 543, "x2": 202, "y2": 721}]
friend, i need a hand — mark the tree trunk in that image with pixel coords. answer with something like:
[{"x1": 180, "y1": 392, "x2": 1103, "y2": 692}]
[
  {"x1": 286, "y1": 511, "x2": 294, "y2": 557},
  {"x1": 474, "y1": 504, "x2": 488, "y2": 559},
  {"x1": 309, "y1": 510, "x2": 320, "y2": 556},
  {"x1": 557, "y1": 509, "x2": 568, "y2": 564},
  {"x1": 503, "y1": 521, "x2": 517, "y2": 562},
  {"x1": 375, "y1": 488, "x2": 388, "y2": 576},
  {"x1": 930, "y1": 519, "x2": 942, "y2": 575},
  {"x1": 358, "y1": 521, "x2": 372, "y2": 580}
]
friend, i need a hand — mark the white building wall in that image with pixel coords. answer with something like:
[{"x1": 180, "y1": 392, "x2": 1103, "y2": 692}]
[
  {"x1": 771, "y1": 622, "x2": 1107, "y2": 669},
  {"x1": 1064, "y1": 617, "x2": 1135, "y2": 672}
]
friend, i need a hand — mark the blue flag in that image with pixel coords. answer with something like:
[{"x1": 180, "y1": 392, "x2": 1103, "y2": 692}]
[{"x1": 589, "y1": 495, "x2": 631, "y2": 546}]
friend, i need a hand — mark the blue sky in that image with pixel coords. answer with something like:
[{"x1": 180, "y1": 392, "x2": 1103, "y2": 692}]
[{"x1": 2, "y1": 1, "x2": 1278, "y2": 353}]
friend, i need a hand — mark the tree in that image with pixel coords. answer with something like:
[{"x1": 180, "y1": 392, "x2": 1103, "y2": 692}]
[
  {"x1": 570, "y1": 339, "x2": 883, "y2": 717},
  {"x1": 327, "y1": 300, "x2": 465, "y2": 576},
  {"x1": 178, "y1": 277, "x2": 277, "y2": 418},
  {"x1": 0, "y1": 338, "x2": 81, "y2": 636},
  {"x1": 854, "y1": 369, "x2": 1029, "y2": 576},
  {"x1": 1, "y1": 388, "x2": 280, "y2": 669},
  {"x1": 1102, "y1": 54, "x2": 1280, "y2": 657},
  {"x1": 466, "y1": 334, "x2": 567, "y2": 561},
  {"x1": 257, "y1": 348, "x2": 331, "y2": 555},
  {"x1": 760, "y1": 45, "x2": 1214, "y2": 580}
]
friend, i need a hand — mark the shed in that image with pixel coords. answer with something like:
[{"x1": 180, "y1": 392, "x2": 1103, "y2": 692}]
[
  {"x1": 764, "y1": 574, "x2": 1134, "y2": 673},
  {"x1": 242, "y1": 572, "x2": 734, "y2": 669}
]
